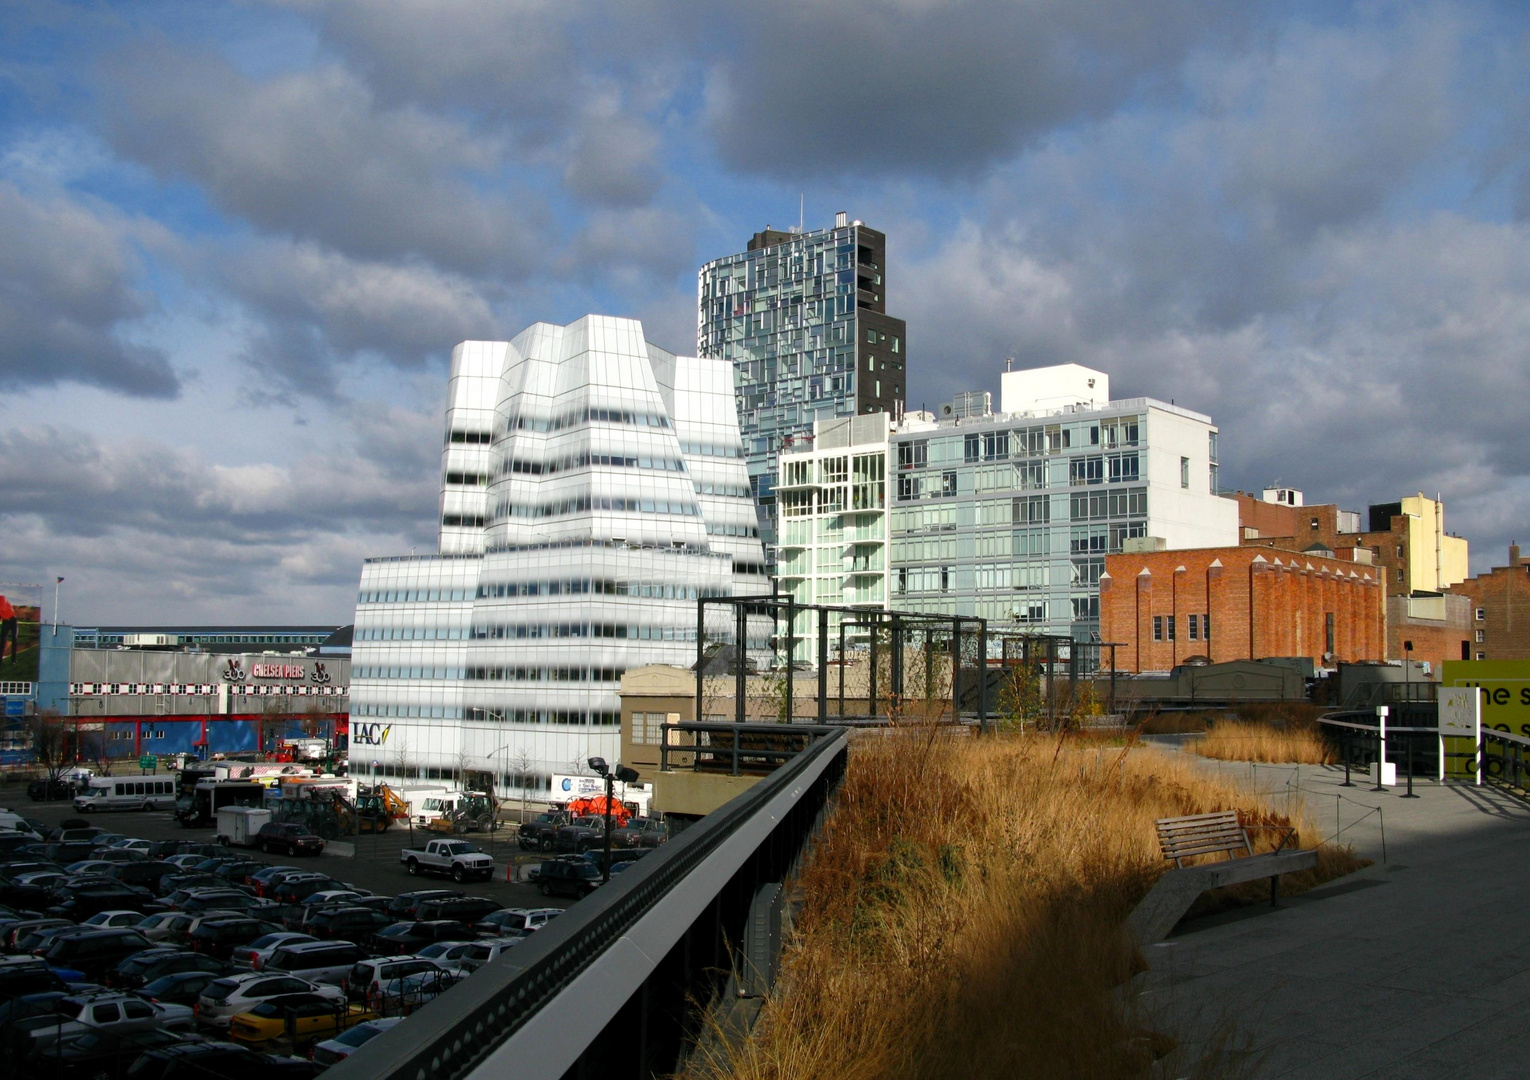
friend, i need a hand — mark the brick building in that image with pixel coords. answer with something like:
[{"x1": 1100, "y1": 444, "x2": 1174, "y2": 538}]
[
  {"x1": 1458, "y1": 546, "x2": 1530, "y2": 661},
  {"x1": 1099, "y1": 546, "x2": 1386, "y2": 673}
]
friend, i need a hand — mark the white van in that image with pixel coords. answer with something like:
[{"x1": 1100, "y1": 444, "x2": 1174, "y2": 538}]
[{"x1": 73, "y1": 775, "x2": 178, "y2": 813}]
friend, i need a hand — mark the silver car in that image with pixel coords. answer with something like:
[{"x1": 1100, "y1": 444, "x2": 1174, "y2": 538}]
[
  {"x1": 10, "y1": 992, "x2": 194, "y2": 1051},
  {"x1": 195, "y1": 971, "x2": 344, "y2": 1028}
]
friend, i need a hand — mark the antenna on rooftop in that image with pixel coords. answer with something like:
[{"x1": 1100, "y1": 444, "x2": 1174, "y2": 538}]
[
  {"x1": 799, "y1": 193, "x2": 804, "y2": 233},
  {"x1": 1005, "y1": 356, "x2": 1014, "y2": 371}
]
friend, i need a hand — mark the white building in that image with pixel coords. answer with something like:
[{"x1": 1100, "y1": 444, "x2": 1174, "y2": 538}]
[
  {"x1": 775, "y1": 360, "x2": 1239, "y2": 643},
  {"x1": 350, "y1": 316, "x2": 768, "y2": 797}
]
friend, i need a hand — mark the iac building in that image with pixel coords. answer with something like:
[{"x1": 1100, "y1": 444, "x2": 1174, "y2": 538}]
[{"x1": 349, "y1": 316, "x2": 768, "y2": 799}]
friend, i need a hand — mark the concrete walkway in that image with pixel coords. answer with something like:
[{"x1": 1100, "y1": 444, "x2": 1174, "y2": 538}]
[{"x1": 1141, "y1": 759, "x2": 1530, "y2": 1079}]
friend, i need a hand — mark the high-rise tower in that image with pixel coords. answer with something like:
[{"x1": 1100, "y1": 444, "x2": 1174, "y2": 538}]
[{"x1": 698, "y1": 213, "x2": 907, "y2": 555}]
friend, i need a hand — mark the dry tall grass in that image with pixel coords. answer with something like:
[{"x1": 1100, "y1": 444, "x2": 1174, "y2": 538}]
[
  {"x1": 680, "y1": 732, "x2": 1357, "y2": 1080},
  {"x1": 1193, "y1": 720, "x2": 1335, "y2": 765}
]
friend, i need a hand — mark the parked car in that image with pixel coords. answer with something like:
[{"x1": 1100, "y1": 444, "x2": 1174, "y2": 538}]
[
  {"x1": 109, "y1": 839, "x2": 157, "y2": 855},
  {"x1": 179, "y1": 890, "x2": 271, "y2": 917},
  {"x1": 399, "y1": 839, "x2": 494, "y2": 883},
  {"x1": 612, "y1": 816, "x2": 668, "y2": 848},
  {"x1": 195, "y1": 971, "x2": 345, "y2": 1029},
  {"x1": 109, "y1": 946, "x2": 225, "y2": 989},
  {"x1": 475, "y1": 907, "x2": 563, "y2": 937},
  {"x1": 39, "y1": 928, "x2": 155, "y2": 980},
  {"x1": 255, "y1": 823, "x2": 324, "y2": 857},
  {"x1": 4, "y1": 917, "x2": 74, "y2": 952},
  {"x1": 27, "y1": 778, "x2": 73, "y2": 801},
  {"x1": 310, "y1": 1016, "x2": 405, "y2": 1066},
  {"x1": 517, "y1": 811, "x2": 571, "y2": 851},
  {"x1": 535, "y1": 858, "x2": 603, "y2": 899},
  {"x1": 551, "y1": 816, "x2": 612, "y2": 854},
  {"x1": 247, "y1": 866, "x2": 300, "y2": 896},
  {"x1": 345, "y1": 956, "x2": 446, "y2": 1005},
  {"x1": 0, "y1": 956, "x2": 72, "y2": 998},
  {"x1": 133, "y1": 911, "x2": 197, "y2": 943},
  {"x1": 188, "y1": 916, "x2": 283, "y2": 960},
  {"x1": 125, "y1": 1040, "x2": 322, "y2": 1080},
  {"x1": 138, "y1": 970, "x2": 224, "y2": 1007},
  {"x1": 47, "y1": 881, "x2": 154, "y2": 920},
  {"x1": 369, "y1": 920, "x2": 477, "y2": 955},
  {"x1": 302, "y1": 906, "x2": 394, "y2": 941},
  {"x1": 83, "y1": 909, "x2": 148, "y2": 929},
  {"x1": 228, "y1": 932, "x2": 316, "y2": 971},
  {"x1": 378, "y1": 966, "x2": 468, "y2": 1010},
  {"x1": 229, "y1": 992, "x2": 375, "y2": 1049},
  {"x1": 443, "y1": 937, "x2": 522, "y2": 972},
  {"x1": 413, "y1": 895, "x2": 503, "y2": 924},
  {"x1": 9, "y1": 991, "x2": 194, "y2": 1051},
  {"x1": 269, "y1": 875, "x2": 343, "y2": 906},
  {"x1": 259, "y1": 940, "x2": 367, "y2": 986},
  {"x1": 384, "y1": 890, "x2": 461, "y2": 920},
  {"x1": 107, "y1": 860, "x2": 179, "y2": 893},
  {"x1": 1, "y1": 870, "x2": 67, "y2": 908},
  {"x1": 20, "y1": 1025, "x2": 189, "y2": 1080}
]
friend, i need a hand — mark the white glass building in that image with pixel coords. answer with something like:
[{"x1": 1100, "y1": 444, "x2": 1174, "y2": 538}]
[
  {"x1": 776, "y1": 361, "x2": 1239, "y2": 644},
  {"x1": 350, "y1": 316, "x2": 768, "y2": 797}
]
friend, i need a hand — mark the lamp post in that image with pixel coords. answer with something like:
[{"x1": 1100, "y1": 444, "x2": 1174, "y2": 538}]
[
  {"x1": 490, "y1": 743, "x2": 513, "y2": 864},
  {"x1": 587, "y1": 756, "x2": 639, "y2": 883}
]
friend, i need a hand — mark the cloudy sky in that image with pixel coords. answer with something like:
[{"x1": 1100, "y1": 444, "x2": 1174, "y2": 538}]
[{"x1": 2, "y1": 1, "x2": 1528, "y2": 626}]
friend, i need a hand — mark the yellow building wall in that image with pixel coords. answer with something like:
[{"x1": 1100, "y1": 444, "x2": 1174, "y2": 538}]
[{"x1": 1399, "y1": 494, "x2": 1469, "y2": 592}]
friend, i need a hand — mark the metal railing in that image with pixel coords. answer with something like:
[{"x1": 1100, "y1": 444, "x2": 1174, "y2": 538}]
[
  {"x1": 659, "y1": 721, "x2": 839, "y2": 776},
  {"x1": 1317, "y1": 708, "x2": 1530, "y2": 795},
  {"x1": 326, "y1": 727, "x2": 849, "y2": 1080}
]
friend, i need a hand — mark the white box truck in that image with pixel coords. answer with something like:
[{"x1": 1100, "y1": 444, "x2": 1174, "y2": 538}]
[{"x1": 216, "y1": 805, "x2": 273, "y2": 848}]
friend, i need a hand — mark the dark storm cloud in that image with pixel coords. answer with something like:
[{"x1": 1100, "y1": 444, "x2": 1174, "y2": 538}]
[
  {"x1": 220, "y1": 240, "x2": 502, "y2": 399},
  {"x1": 99, "y1": 41, "x2": 546, "y2": 275},
  {"x1": 700, "y1": 0, "x2": 1242, "y2": 178},
  {"x1": 0, "y1": 181, "x2": 177, "y2": 397}
]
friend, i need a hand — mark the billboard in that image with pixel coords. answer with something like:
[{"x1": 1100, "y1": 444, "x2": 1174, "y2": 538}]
[
  {"x1": 1440, "y1": 660, "x2": 1530, "y2": 738},
  {"x1": 0, "y1": 585, "x2": 43, "y2": 685}
]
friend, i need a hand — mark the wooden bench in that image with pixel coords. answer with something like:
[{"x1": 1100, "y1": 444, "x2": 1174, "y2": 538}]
[{"x1": 1127, "y1": 810, "x2": 1319, "y2": 945}]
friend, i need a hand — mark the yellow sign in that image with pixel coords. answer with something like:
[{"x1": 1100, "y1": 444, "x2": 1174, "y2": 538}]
[{"x1": 1441, "y1": 660, "x2": 1530, "y2": 739}]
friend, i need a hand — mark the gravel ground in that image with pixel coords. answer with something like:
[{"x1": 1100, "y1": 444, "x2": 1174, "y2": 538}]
[{"x1": 1, "y1": 782, "x2": 573, "y2": 914}]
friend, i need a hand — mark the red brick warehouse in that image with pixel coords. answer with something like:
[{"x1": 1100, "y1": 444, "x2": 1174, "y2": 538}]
[{"x1": 1099, "y1": 547, "x2": 1387, "y2": 672}]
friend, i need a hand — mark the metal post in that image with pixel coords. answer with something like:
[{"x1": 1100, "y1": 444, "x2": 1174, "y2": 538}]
[
  {"x1": 868, "y1": 616, "x2": 879, "y2": 720},
  {"x1": 838, "y1": 619, "x2": 846, "y2": 718},
  {"x1": 1341, "y1": 726, "x2": 1353, "y2": 787},
  {"x1": 1372, "y1": 706, "x2": 1389, "y2": 792},
  {"x1": 695, "y1": 599, "x2": 706, "y2": 730},
  {"x1": 735, "y1": 603, "x2": 747, "y2": 725},
  {"x1": 784, "y1": 597, "x2": 795, "y2": 723},
  {"x1": 1402, "y1": 735, "x2": 1418, "y2": 798},
  {"x1": 601, "y1": 773, "x2": 614, "y2": 883},
  {"x1": 950, "y1": 618, "x2": 961, "y2": 721},
  {"x1": 731, "y1": 725, "x2": 741, "y2": 777},
  {"x1": 977, "y1": 619, "x2": 989, "y2": 735},
  {"x1": 817, "y1": 607, "x2": 828, "y2": 721},
  {"x1": 891, "y1": 614, "x2": 904, "y2": 703},
  {"x1": 924, "y1": 627, "x2": 934, "y2": 709}
]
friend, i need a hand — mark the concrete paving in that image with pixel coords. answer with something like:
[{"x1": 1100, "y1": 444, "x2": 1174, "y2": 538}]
[{"x1": 1140, "y1": 759, "x2": 1530, "y2": 1079}]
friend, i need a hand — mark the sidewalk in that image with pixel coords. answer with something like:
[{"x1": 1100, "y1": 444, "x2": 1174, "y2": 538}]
[{"x1": 1142, "y1": 761, "x2": 1530, "y2": 1079}]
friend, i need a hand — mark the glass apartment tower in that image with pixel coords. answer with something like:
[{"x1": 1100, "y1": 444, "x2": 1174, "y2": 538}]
[
  {"x1": 349, "y1": 316, "x2": 768, "y2": 798},
  {"x1": 698, "y1": 214, "x2": 907, "y2": 554}
]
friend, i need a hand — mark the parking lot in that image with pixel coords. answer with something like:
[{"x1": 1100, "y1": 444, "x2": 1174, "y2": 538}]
[
  {"x1": 4, "y1": 784, "x2": 571, "y2": 911},
  {"x1": 0, "y1": 781, "x2": 585, "y2": 1078}
]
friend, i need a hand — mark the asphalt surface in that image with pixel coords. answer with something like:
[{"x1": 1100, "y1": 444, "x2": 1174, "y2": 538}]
[{"x1": 1, "y1": 783, "x2": 574, "y2": 914}]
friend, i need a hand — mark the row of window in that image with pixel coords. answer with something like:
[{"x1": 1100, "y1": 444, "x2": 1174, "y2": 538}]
[
  {"x1": 1152, "y1": 614, "x2": 1212, "y2": 642},
  {"x1": 354, "y1": 665, "x2": 624, "y2": 683},
  {"x1": 360, "y1": 588, "x2": 475, "y2": 604},
  {"x1": 493, "y1": 496, "x2": 701, "y2": 521},
  {"x1": 353, "y1": 703, "x2": 622, "y2": 725},
  {"x1": 503, "y1": 452, "x2": 688, "y2": 478},
  {"x1": 1069, "y1": 453, "x2": 1140, "y2": 486},
  {"x1": 444, "y1": 471, "x2": 491, "y2": 487},
  {"x1": 475, "y1": 579, "x2": 731, "y2": 600},
  {"x1": 447, "y1": 429, "x2": 493, "y2": 445},
  {"x1": 680, "y1": 441, "x2": 743, "y2": 459},
  {"x1": 505, "y1": 406, "x2": 672, "y2": 434},
  {"x1": 1070, "y1": 488, "x2": 1148, "y2": 522},
  {"x1": 895, "y1": 419, "x2": 1143, "y2": 472},
  {"x1": 442, "y1": 514, "x2": 486, "y2": 528},
  {"x1": 708, "y1": 522, "x2": 761, "y2": 538},
  {"x1": 470, "y1": 622, "x2": 698, "y2": 642}
]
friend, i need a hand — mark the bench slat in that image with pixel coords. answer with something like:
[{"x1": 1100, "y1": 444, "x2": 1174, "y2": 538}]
[
  {"x1": 1155, "y1": 810, "x2": 1240, "y2": 827},
  {"x1": 1154, "y1": 810, "x2": 1253, "y2": 865}
]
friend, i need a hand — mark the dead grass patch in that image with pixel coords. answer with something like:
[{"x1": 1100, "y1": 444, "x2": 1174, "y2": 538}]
[
  {"x1": 678, "y1": 731, "x2": 1361, "y2": 1080},
  {"x1": 1193, "y1": 719, "x2": 1335, "y2": 765}
]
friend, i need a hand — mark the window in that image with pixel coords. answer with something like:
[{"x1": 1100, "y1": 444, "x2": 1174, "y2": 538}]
[
  {"x1": 1070, "y1": 456, "x2": 1104, "y2": 485},
  {"x1": 1153, "y1": 616, "x2": 1163, "y2": 642},
  {"x1": 941, "y1": 471, "x2": 957, "y2": 497},
  {"x1": 1476, "y1": 608, "x2": 1486, "y2": 621},
  {"x1": 1396, "y1": 569, "x2": 1404, "y2": 583},
  {"x1": 1476, "y1": 630, "x2": 1485, "y2": 643},
  {"x1": 1188, "y1": 614, "x2": 1199, "y2": 641},
  {"x1": 1325, "y1": 612, "x2": 1335, "y2": 655},
  {"x1": 897, "y1": 440, "x2": 927, "y2": 471},
  {"x1": 964, "y1": 435, "x2": 980, "y2": 463},
  {"x1": 1310, "y1": 517, "x2": 1320, "y2": 530},
  {"x1": 1478, "y1": 652, "x2": 1487, "y2": 661},
  {"x1": 1180, "y1": 457, "x2": 1190, "y2": 488},
  {"x1": 1203, "y1": 613, "x2": 1211, "y2": 640}
]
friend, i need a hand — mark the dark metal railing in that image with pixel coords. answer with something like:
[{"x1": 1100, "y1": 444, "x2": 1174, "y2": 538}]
[
  {"x1": 658, "y1": 720, "x2": 839, "y2": 776},
  {"x1": 326, "y1": 727, "x2": 849, "y2": 1080}
]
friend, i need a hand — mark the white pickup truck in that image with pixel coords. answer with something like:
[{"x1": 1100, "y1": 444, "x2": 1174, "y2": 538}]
[{"x1": 400, "y1": 839, "x2": 496, "y2": 883}]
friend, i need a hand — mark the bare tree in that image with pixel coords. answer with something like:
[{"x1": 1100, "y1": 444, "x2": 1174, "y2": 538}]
[
  {"x1": 390, "y1": 729, "x2": 412, "y2": 784},
  {"x1": 29, "y1": 710, "x2": 68, "y2": 782},
  {"x1": 508, "y1": 746, "x2": 536, "y2": 824}
]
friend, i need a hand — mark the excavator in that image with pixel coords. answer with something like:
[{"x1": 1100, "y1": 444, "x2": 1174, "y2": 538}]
[{"x1": 273, "y1": 784, "x2": 411, "y2": 837}]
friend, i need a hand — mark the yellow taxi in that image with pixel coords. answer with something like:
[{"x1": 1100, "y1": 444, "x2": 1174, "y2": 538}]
[{"x1": 228, "y1": 992, "x2": 376, "y2": 1048}]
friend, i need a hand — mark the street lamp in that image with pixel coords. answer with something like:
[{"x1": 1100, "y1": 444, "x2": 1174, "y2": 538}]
[{"x1": 587, "y1": 756, "x2": 639, "y2": 883}]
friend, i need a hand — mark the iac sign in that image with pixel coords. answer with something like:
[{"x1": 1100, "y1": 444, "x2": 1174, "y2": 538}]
[{"x1": 352, "y1": 723, "x2": 391, "y2": 747}]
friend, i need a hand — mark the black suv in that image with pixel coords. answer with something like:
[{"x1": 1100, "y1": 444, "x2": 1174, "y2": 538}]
[
  {"x1": 109, "y1": 947, "x2": 225, "y2": 989},
  {"x1": 187, "y1": 916, "x2": 283, "y2": 960},
  {"x1": 413, "y1": 896, "x2": 503, "y2": 924},
  {"x1": 41, "y1": 928, "x2": 154, "y2": 979},
  {"x1": 26, "y1": 778, "x2": 72, "y2": 801},
  {"x1": 255, "y1": 823, "x2": 324, "y2": 857},
  {"x1": 552, "y1": 817, "x2": 608, "y2": 854},
  {"x1": 385, "y1": 890, "x2": 462, "y2": 920},
  {"x1": 536, "y1": 858, "x2": 603, "y2": 899}
]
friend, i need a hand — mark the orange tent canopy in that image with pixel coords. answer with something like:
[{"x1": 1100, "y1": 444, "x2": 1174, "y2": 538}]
[{"x1": 567, "y1": 795, "x2": 631, "y2": 824}]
